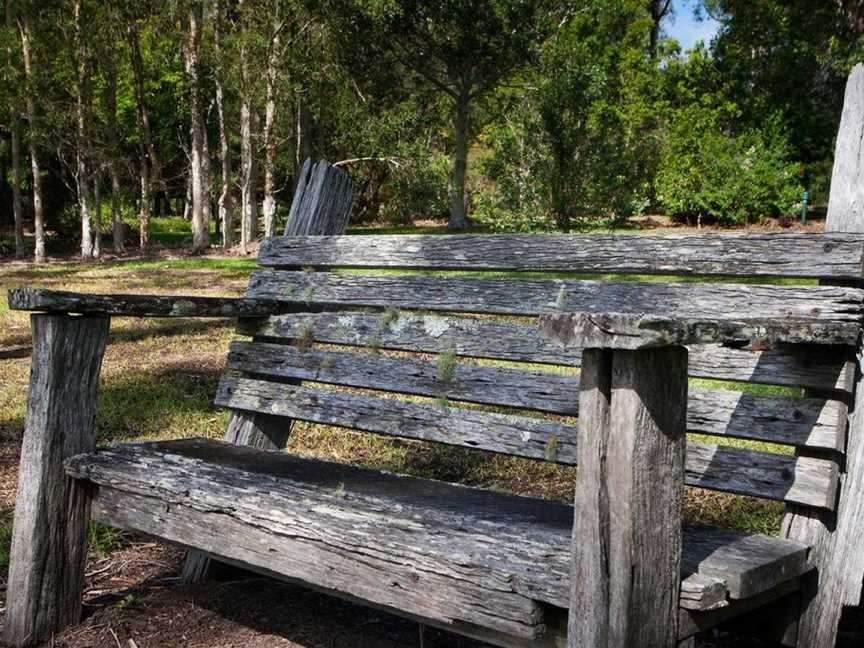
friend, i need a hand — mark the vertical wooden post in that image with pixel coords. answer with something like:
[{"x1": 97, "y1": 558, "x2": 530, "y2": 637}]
[
  {"x1": 569, "y1": 346, "x2": 687, "y2": 648},
  {"x1": 3, "y1": 315, "x2": 109, "y2": 648},
  {"x1": 782, "y1": 63, "x2": 864, "y2": 648},
  {"x1": 182, "y1": 159, "x2": 354, "y2": 583}
]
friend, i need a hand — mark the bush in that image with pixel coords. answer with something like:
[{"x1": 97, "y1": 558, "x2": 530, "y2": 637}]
[{"x1": 656, "y1": 110, "x2": 803, "y2": 225}]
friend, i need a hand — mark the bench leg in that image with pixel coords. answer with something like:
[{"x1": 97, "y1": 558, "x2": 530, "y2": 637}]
[
  {"x1": 3, "y1": 314, "x2": 109, "y2": 647},
  {"x1": 569, "y1": 347, "x2": 687, "y2": 648}
]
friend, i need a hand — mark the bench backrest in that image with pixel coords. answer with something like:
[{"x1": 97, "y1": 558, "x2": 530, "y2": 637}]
[{"x1": 216, "y1": 232, "x2": 864, "y2": 516}]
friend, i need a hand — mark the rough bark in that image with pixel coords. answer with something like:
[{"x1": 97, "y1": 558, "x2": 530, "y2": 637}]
[
  {"x1": 19, "y1": 13, "x2": 44, "y2": 263},
  {"x1": 185, "y1": 2, "x2": 209, "y2": 252},
  {"x1": 103, "y1": 53, "x2": 124, "y2": 254},
  {"x1": 3, "y1": 315, "x2": 109, "y2": 647},
  {"x1": 5, "y1": 0, "x2": 23, "y2": 258},
  {"x1": 74, "y1": 0, "x2": 93, "y2": 259},
  {"x1": 258, "y1": 232, "x2": 864, "y2": 280},
  {"x1": 214, "y1": 0, "x2": 233, "y2": 248},
  {"x1": 127, "y1": 22, "x2": 152, "y2": 252},
  {"x1": 449, "y1": 89, "x2": 470, "y2": 229},
  {"x1": 262, "y1": 19, "x2": 284, "y2": 238}
]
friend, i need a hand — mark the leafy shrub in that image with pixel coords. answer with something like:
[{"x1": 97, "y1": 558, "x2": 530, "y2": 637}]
[{"x1": 656, "y1": 110, "x2": 803, "y2": 225}]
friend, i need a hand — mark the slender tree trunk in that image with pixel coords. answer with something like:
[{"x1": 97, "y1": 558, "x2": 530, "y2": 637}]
[
  {"x1": 296, "y1": 93, "x2": 313, "y2": 171},
  {"x1": 214, "y1": 0, "x2": 233, "y2": 248},
  {"x1": 74, "y1": 0, "x2": 93, "y2": 258},
  {"x1": 103, "y1": 55, "x2": 124, "y2": 254},
  {"x1": 185, "y1": 2, "x2": 209, "y2": 252},
  {"x1": 649, "y1": 0, "x2": 672, "y2": 60},
  {"x1": 128, "y1": 23, "x2": 151, "y2": 252},
  {"x1": 6, "y1": 0, "x2": 23, "y2": 258},
  {"x1": 19, "y1": 14, "x2": 44, "y2": 263},
  {"x1": 92, "y1": 173, "x2": 101, "y2": 257},
  {"x1": 183, "y1": 162, "x2": 192, "y2": 220},
  {"x1": 238, "y1": 5, "x2": 257, "y2": 254},
  {"x1": 262, "y1": 24, "x2": 282, "y2": 238},
  {"x1": 448, "y1": 89, "x2": 470, "y2": 230}
]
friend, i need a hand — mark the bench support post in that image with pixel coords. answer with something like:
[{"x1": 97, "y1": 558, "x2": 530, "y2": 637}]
[
  {"x1": 569, "y1": 347, "x2": 687, "y2": 648},
  {"x1": 3, "y1": 314, "x2": 109, "y2": 647}
]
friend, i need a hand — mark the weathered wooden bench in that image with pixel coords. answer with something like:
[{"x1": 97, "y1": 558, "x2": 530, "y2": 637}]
[{"x1": 5, "y1": 70, "x2": 864, "y2": 648}]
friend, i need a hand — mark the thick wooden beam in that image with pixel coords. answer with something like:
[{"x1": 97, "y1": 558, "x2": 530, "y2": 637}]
[
  {"x1": 182, "y1": 158, "x2": 353, "y2": 583},
  {"x1": 782, "y1": 63, "x2": 864, "y2": 648},
  {"x1": 3, "y1": 315, "x2": 109, "y2": 647},
  {"x1": 8, "y1": 287, "x2": 281, "y2": 318},
  {"x1": 569, "y1": 347, "x2": 687, "y2": 647}
]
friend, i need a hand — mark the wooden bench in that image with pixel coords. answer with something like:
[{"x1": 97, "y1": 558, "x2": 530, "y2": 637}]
[{"x1": 6, "y1": 70, "x2": 864, "y2": 648}]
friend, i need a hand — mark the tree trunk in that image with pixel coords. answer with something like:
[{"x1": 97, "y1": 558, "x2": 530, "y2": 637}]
[
  {"x1": 263, "y1": 23, "x2": 282, "y2": 238},
  {"x1": 128, "y1": 22, "x2": 152, "y2": 253},
  {"x1": 296, "y1": 93, "x2": 313, "y2": 173},
  {"x1": 649, "y1": 0, "x2": 672, "y2": 60},
  {"x1": 103, "y1": 54, "x2": 124, "y2": 254},
  {"x1": 74, "y1": 0, "x2": 93, "y2": 259},
  {"x1": 5, "y1": 0, "x2": 23, "y2": 258},
  {"x1": 214, "y1": 0, "x2": 233, "y2": 248},
  {"x1": 448, "y1": 90, "x2": 470, "y2": 230},
  {"x1": 19, "y1": 14, "x2": 44, "y2": 263},
  {"x1": 92, "y1": 174, "x2": 101, "y2": 258},
  {"x1": 185, "y1": 2, "x2": 209, "y2": 252}
]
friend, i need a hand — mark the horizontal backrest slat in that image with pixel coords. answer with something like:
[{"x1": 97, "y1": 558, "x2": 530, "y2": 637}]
[
  {"x1": 248, "y1": 271, "x2": 864, "y2": 324},
  {"x1": 227, "y1": 341, "x2": 844, "y2": 451},
  {"x1": 240, "y1": 313, "x2": 855, "y2": 394},
  {"x1": 216, "y1": 376, "x2": 839, "y2": 510},
  {"x1": 258, "y1": 233, "x2": 864, "y2": 280}
]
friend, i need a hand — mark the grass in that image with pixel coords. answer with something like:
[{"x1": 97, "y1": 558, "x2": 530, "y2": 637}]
[{"x1": 0, "y1": 218, "x2": 810, "y2": 570}]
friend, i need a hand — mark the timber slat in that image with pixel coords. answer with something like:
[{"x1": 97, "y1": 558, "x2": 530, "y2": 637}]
[
  {"x1": 258, "y1": 233, "x2": 864, "y2": 280},
  {"x1": 247, "y1": 271, "x2": 864, "y2": 322},
  {"x1": 66, "y1": 439, "x2": 812, "y2": 613},
  {"x1": 240, "y1": 312, "x2": 854, "y2": 394},
  {"x1": 226, "y1": 341, "x2": 844, "y2": 450},
  {"x1": 214, "y1": 376, "x2": 839, "y2": 509},
  {"x1": 8, "y1": 287, "x2": 281, "y2": 318}
]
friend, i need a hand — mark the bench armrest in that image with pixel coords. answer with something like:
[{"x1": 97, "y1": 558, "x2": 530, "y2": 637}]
[
  {"x1": 8, "y1": 287, "x2": 283, "y2": 318},
  {"x1": 539, "y1": 311, "x2": 861, "y2": 349}
]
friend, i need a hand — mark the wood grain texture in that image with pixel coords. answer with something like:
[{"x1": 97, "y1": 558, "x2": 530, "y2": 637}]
[
  {"x1": 214, "y1": 376, "x2": 838, "y2": 508},
  {"x1": 66, "y1": 440, "x2": 811, "y2": 614},
  {"x1": 8, "y1": 287, "x2": 281, "y2": 318},
  {"x1": 569, "y1": 347, "x2": 687, "y2": 648},
  {"x1": 538, "y1": 311, "x2": 860, "y2": 348},
  {"x1": 782, "y1": 63, "x2": 864, "y2": 648},
  {"x1": 247, "y1": 270, "x2": 864, "y2": 321},
  {"x1": 226, "y1": 341, "x2": 844, "y2": 451},
  {"x1": 3, "y1": 315, "x2": 109, "y2": 648},
  {"x1": 241, "y1": 312, "x2": 854, "y2": 393},
  {"x1": 258, "y1": 233, "x2": 864, "y2": 280},
  {"x1": 283, "y1": 159, "x2": 354, "y2": 237}
]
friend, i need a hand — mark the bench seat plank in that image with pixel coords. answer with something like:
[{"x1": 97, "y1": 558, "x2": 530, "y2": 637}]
[
  {"x1": 215, "y1": 377, "x2": 839, "y2": 509},
  {"x1": 65, "y1": 440, "x2": 811, "y2": 621},
  {"x1": 242, "y1": 312, "x2": 854, "y2": 394},
  {"x1": 247, "y1": 271, "x2": 864, "y2": 322},
  {"x1": 226, "y1": 341, "x2": 844, "y2": 450},
  {"x1": 258, "y1": 233, "x2": 864, "y2": 280}
]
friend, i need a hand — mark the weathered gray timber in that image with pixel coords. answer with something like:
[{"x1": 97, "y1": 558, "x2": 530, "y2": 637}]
[
  {"x1": 65, "y1": 440, "x2": 811, "y2": 611},
  {"x1": 183, "y1": 157, "x2": 355, "y2": 585},
  {"x1": 781, "y1": 63, "x2": 864, "y2": 648},
  {"x1": 284, "y1": 159, "x2": 354, "y2": 236},
  {"x1": 8, "y1": 287, "x2": 282, "y2": 318},
  {"x1": 3, "y1": 315, "x2": 109, "y2": 648},
  {"x1": 569, "y1": 347, "x2": 687, "y2": 648},
  {"x1": 538, "y1": 311, "x2": 860, "y2": 348},
  {"x1": 679, "y1": 574, "x2": 728, "y2": 612},
  {"x1": 248, "y1": 270, "x2": 864, "y2": 321},
  {"x1": 226, "y1": 342, "x2": 844, "y2": 451},
  {"x1": 241, "y1": 312, "x2": 854, "y2": 393},
  {"x1": 215, "y1": 376, "x2": 837, "y2": 508},
  {"x1": 259, "y1": 232, "x2": 864, "y2": 280}
]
